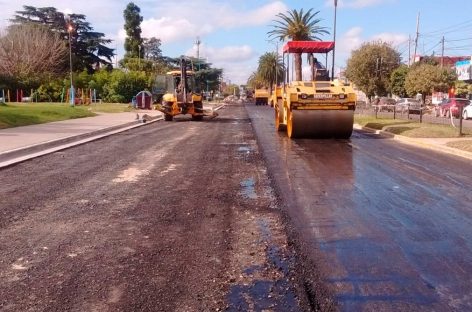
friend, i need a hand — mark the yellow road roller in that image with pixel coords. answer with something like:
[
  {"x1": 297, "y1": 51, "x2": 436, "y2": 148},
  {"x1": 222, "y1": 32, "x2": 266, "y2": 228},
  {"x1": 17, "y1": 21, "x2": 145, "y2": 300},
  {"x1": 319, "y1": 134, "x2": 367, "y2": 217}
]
[{"x1": 275, "y1": 41, "x2": 356, "y2": 138}]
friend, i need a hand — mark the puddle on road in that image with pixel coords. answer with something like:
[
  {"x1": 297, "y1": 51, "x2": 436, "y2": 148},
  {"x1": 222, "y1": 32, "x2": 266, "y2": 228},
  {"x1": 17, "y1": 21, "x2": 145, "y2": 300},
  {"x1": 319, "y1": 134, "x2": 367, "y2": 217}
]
[
  {"x1": 227, "y1": 217, "x2": 299, "y2": 311},
  {"x1": 240, "y1": 178, "x2": 258, "y2": 199},
  {"x1": 237, "y1": 146, "x2": 252, "y2": 153}
]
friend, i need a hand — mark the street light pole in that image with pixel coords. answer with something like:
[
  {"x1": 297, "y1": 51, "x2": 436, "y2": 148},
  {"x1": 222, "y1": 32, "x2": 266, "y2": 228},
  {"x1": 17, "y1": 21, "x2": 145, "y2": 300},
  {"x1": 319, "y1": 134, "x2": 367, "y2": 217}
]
[
  {"x1": 65, "y1": 14, "x2": 74, "y2": 106},
  {"x1": 331, "y1": 0, "x2": 338, "y2": 81},
  {"x1": 138, "y1": 45, "x2": 141, "y2": 70}
]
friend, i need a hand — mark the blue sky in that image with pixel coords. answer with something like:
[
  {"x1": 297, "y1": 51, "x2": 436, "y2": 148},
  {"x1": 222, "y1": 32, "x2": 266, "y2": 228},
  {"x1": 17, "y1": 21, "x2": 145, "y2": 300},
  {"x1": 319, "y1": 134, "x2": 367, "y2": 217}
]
[{"x1": 1, "y1": 0, "x2": 472, "y2": 84}]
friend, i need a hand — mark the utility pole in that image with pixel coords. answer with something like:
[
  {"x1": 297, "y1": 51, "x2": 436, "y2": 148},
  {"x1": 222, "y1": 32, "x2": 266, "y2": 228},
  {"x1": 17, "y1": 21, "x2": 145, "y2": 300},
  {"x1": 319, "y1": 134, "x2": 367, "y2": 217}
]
[
  {"x1": 408, "y1": 35, "x2": 411, "y2": 67},
  {"x1": 413, "y1": 12, "x2": 420, "y2": 65},
  {"x1": 195, "y1": 37, "x2": 201, "y2": 61},
  {"x1": 331, "y1": 0, "x2": 338, "y2": 81},
  {"x1": 195, "y1": 36, "x2": 201, "y2": 70},
  {"x1": 441, "y1": 36, "x2": 445, "y2": 68}
]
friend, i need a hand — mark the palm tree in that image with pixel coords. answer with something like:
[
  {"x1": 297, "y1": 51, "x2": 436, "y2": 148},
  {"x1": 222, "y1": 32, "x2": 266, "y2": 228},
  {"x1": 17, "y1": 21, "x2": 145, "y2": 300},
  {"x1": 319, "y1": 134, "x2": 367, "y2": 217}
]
[
  {"x1": 247, "y1": 71, "x2": 265, "y2": 89},
  {"x1": 257, "y1": 52, "x2": 284, "y2": 92},
  {"x1": 268, "y1": 8, "x2": 329, "y2": 81}
]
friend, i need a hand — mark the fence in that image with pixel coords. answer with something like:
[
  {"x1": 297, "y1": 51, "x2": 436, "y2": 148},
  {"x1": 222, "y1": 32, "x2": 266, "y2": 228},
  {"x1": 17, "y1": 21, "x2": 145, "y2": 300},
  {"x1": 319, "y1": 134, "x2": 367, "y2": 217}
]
[{"x1": 355, "y1": 101, "x2": 472, "y2": 135}]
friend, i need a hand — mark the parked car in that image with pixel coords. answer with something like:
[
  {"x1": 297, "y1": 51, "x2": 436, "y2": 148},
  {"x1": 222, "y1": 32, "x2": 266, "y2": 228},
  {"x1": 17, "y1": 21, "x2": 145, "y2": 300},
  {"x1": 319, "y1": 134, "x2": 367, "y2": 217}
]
[
  {"x1": 438, "y1": 98, "x2": 470, "y2": 118},
  {"x1": 463, "y1": 102, "x2": 472, "y2": 119},
  {"x1": 395, "y1": 98, "x2": 420, "y2": 114},
  {"x1": 373, "y1": 97, "x2": 396, "y2": 112}
]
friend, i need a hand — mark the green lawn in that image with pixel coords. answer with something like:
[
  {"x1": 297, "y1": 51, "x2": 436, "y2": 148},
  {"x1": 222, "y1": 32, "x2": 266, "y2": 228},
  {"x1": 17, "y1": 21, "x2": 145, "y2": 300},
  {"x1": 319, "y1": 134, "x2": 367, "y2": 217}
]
[
  {"x1": 0, "y1": 102, "x2": 132, "y2": 129},
  {"x1": 354, "y1": 115, "x2": 472, "y2": 138}
]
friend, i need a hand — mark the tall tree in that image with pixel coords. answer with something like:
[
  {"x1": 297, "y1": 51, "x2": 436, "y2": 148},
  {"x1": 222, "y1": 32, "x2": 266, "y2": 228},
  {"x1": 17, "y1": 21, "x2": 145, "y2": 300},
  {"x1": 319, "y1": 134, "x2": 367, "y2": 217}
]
[
  {"x1": 247, "y1": 71, "x2": 265, "y2": 89},
  {"x1": 123, "y1": 2, "x2": 143, "y2": 58},
  {"x1": 11, "y1": 6, "x2": 114, "y2": 72},
  {"x1": 142, "y1": 37, "x2": 162, "y2": 61},
  {"x1": 0, "y1": 24, "x2": 67, "y2": 89},
  {"x1": 268, "y1": 8, "x2": 329, "y2": 81},
  {"x1": 345, "y1": 41, "x2": 401, "y2": 99},
  {"x1": 256, "y1": 52, "x2": 284, "y2": 89}
]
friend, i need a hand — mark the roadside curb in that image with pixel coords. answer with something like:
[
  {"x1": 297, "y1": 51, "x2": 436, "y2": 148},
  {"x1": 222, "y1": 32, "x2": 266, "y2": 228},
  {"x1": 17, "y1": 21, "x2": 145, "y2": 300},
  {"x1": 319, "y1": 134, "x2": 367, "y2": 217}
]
[
  {"x1": 354, "y1": 123, "x2": 472, "y2": 160},
  {"x1": 0, "y1": 115, "x2": 162, "y2": 169}
]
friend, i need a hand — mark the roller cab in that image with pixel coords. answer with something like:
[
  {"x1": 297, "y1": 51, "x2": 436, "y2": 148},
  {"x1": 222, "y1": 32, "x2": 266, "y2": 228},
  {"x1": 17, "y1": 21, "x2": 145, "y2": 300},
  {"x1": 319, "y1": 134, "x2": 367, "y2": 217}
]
[{"x1": 275, "y1": 41, "x2": 357, "y2": 138}]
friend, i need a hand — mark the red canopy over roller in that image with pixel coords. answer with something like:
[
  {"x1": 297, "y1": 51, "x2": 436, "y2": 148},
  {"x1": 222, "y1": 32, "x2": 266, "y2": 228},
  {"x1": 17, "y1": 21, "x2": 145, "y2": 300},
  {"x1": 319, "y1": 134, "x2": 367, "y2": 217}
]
[{"x1": 283, "y1": 41, "x2": 335, "y2": 54}]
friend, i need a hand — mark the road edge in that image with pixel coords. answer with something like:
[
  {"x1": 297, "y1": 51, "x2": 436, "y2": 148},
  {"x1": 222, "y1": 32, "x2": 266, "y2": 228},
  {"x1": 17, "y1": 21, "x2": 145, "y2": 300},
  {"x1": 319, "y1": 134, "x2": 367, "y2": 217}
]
[{"x1": 353, "y1": 124, "x2": 472, "y2": 160}]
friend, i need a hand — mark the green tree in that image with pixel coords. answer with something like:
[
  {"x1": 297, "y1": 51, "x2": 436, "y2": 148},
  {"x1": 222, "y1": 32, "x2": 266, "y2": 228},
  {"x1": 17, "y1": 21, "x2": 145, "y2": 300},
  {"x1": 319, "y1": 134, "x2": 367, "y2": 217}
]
[
  {"x1": 404, "y1": 64, "x2": 456, "y2": 101},
  {"x1": 454, "y1": 80, "x2": 470, "y2": 98},
  {"x1": 268, "y1": 8, "x2": 329, "y2": 81},
  {"x1": 102, "y1": 69, "x2": 149, "y2": 103},
  {"x1": 143, "y1": 37, "x2": 162, "y2": 61},
  {"x1": 222, "y1": 83, "x2": 240, "y2": 97},
  {"x1": 390, "y1": 65, "x2": 409, "y2": 97},
  {"x1": 345, "y1": 41, "x2": 401, "y2": 99},
  {"x1": 123, "y1": 2, "x2": 143, "y2": 58},
  {"x1": 11, "y1": 6, "x2": 114, "y2": 72},
  {"x1": 256, "y1": 52, "x2": 285, "y2": 90},
  {"x1": 247, "y1": 71, "x2": 265, "y2": 89}
]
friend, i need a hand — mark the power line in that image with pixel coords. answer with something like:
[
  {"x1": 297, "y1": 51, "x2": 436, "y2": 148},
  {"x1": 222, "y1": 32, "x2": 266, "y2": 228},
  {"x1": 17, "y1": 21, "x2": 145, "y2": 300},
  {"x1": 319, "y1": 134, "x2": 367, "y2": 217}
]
[{"x1": 423, "y1": 18, "x2": 472, "y2": 36}]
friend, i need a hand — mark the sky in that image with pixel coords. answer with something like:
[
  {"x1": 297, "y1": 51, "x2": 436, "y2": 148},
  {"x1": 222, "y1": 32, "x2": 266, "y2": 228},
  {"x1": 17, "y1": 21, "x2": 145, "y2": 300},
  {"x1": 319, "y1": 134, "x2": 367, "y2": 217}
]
[{"x1": 1, "y1": 0, "x2": 472, "y2": 85}]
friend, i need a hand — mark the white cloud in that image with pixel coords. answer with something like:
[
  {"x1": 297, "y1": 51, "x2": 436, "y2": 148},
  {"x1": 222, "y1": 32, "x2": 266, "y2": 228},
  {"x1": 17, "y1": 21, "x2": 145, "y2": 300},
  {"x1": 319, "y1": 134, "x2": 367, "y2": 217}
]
[
  {"x1": 371, "y1": 32, "x2": 408, "y2": 46},
  {"x1": 337, "y1": 26, "x2": 364, "y2": 57},
  {"x1": 140, "y1": 17, "x2": 213, "y2": 43},
  {"x1": 184, "y1": 44, "x2": 257, "y2": 85},
  {"x1": 335, "y1": 27, "x2": 408, "y2": 68}
]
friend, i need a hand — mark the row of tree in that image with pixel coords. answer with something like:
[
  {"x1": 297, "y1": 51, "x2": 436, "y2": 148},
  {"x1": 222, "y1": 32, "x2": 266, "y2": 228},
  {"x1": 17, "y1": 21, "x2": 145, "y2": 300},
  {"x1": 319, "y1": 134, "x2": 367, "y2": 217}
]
[
  {"x1": 346, "y1": 42, "x2": 457, "y2": 101},
  {"x1": 0, "y1": 3, "x2": 224, "y2": 103},
  {"x1": 246, "y1": 7, "x2": 462, "y2": 102}
]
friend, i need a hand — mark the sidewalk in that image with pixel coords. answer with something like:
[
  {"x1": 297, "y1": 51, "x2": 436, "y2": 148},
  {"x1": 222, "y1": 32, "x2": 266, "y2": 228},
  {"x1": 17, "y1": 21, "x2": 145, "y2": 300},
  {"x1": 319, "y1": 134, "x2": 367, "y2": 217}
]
[
  {"x1": 354, "y1": 124, "x2": 472, "y2": 160},
  {"x1": 0, "y1": 110, "x2": 162, "y2": 168}
]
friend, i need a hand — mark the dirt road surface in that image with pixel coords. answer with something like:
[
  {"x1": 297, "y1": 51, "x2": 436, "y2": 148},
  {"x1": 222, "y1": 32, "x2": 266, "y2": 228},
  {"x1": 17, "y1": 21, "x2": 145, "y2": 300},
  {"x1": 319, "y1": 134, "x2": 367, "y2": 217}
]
[{"x1": 0, "y1": 103, "x2": 305, "y2": 311}]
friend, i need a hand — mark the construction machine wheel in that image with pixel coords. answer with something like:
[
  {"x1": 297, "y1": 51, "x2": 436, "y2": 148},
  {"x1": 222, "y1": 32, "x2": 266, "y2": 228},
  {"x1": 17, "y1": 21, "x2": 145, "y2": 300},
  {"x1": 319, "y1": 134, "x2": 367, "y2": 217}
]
[
  {"x1": 164, "y1": 114, "x2": 173, "y2": 121},
  {"x1": 287, "y1": 110, "x2": 294, "y2": 138},
  {"x1": 275, "y1": 108, "x2": 285, "y2": 131},
  {"x1": 192, "y1": 102, "x2": 204, "y2": 121},
  {"x1": 287, "y1": 110, "x2": 354, "y2": 139}
]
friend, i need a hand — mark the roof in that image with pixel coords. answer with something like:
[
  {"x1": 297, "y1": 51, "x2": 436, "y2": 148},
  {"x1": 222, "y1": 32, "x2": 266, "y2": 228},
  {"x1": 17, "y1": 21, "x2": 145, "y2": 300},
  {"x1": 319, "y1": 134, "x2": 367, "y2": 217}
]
[{"x1": 283, "y1": 41, "x2": 335, "y2": 54}]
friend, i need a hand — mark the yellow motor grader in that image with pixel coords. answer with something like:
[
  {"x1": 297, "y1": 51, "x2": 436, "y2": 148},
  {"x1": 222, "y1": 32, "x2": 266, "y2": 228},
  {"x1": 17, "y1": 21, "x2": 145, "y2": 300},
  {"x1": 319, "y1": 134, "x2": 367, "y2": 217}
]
[
  {"x1": 275, "y1": 41, "x2": 356, "y2": 138},
  {"x1": 155, "y1": 57, "x2": 217, "y2": 121}
]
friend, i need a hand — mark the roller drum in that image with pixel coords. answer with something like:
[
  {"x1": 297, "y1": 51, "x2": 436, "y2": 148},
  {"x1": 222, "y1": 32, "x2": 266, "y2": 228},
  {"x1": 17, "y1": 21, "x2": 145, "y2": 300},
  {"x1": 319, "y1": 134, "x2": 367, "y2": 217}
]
[{"x1": 289, "y1": 110, "x2": 354, "y2": 139}]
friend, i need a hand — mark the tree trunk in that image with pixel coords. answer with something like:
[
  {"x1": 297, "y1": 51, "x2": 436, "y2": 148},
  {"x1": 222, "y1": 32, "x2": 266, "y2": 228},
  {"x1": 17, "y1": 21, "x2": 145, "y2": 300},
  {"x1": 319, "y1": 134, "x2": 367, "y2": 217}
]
[{"x1": 294, "y1": 53, "x2": 302, "y2": 81}]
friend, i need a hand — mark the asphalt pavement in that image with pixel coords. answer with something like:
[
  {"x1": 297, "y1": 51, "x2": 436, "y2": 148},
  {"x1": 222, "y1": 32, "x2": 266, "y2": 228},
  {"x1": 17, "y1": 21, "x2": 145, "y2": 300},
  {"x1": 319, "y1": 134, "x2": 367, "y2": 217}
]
[{"x1": 0, "y1": 104, "x2": 471, "y2": 169}]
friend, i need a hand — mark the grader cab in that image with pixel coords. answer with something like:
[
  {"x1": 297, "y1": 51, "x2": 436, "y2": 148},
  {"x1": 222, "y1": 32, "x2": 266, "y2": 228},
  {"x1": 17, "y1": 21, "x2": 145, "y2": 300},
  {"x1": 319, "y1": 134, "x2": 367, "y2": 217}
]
[
  {"x1": 155, "y1": 57, "x2": 217, "y2": 121},
  {"x1": 275, "y1": 41, "x2": 356, "y2": 139}
]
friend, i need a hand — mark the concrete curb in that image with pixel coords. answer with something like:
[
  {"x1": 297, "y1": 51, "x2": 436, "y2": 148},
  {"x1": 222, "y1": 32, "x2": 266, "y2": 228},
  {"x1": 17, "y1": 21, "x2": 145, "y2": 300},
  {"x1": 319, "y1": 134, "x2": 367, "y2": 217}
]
[
  {"x1": 354, "y1": 124, "x2": 472, "y2": 160},
  {"x1": 0, "y1": 116, "x2": 162, "y2": 169}
]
